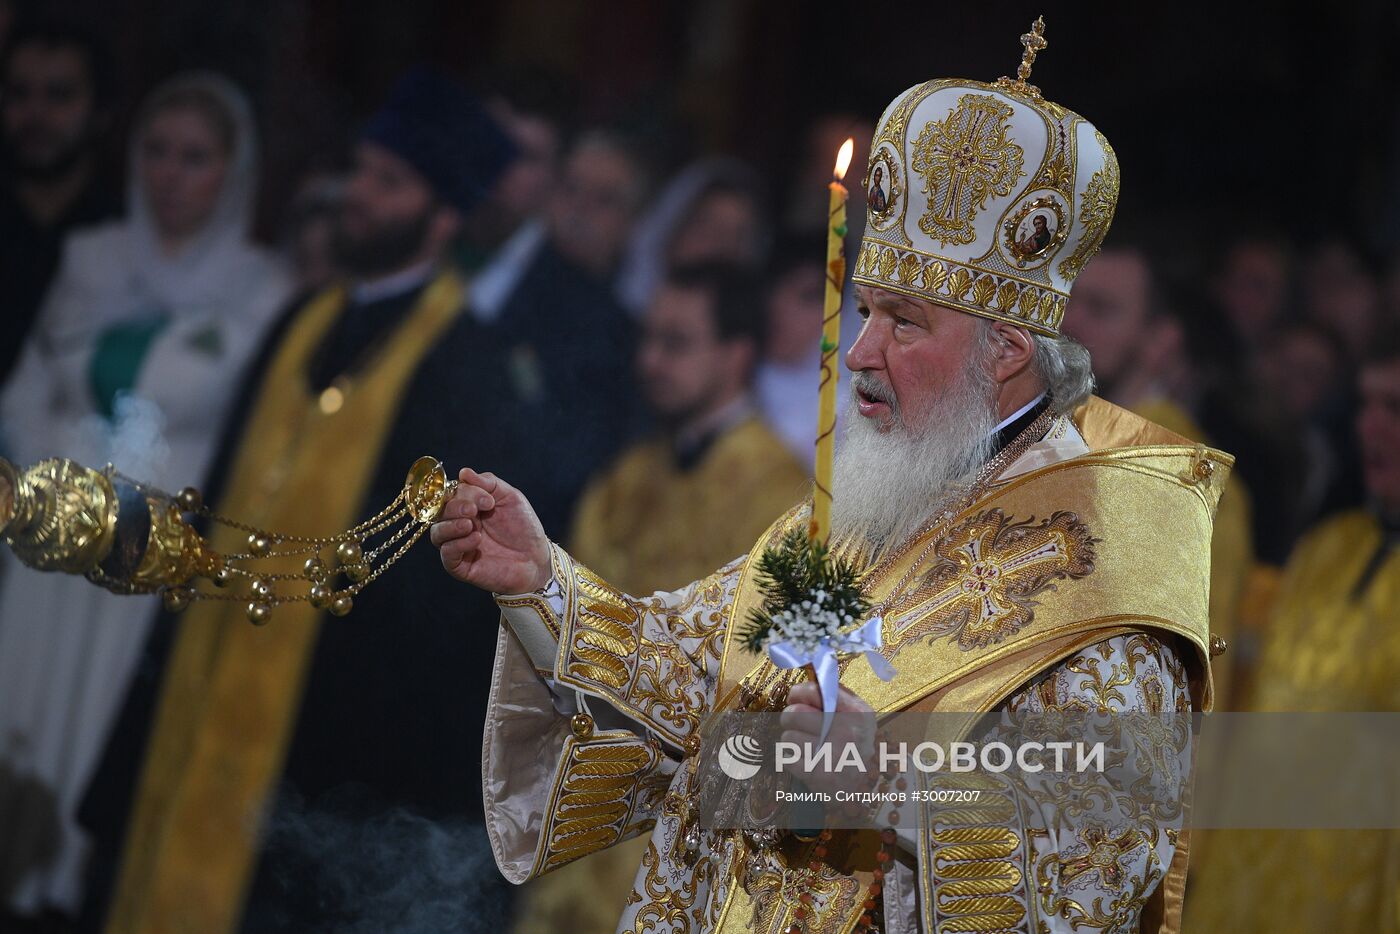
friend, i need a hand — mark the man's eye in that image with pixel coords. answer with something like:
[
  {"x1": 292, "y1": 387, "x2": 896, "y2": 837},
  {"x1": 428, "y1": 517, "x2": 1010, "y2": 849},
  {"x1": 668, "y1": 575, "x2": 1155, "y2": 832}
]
[
  {"x1": 856, "y1": 306, "x2": 870, "y2": 320},
  {"x1": 895, "y1": 316, "x2": 914, "y2": 328}
]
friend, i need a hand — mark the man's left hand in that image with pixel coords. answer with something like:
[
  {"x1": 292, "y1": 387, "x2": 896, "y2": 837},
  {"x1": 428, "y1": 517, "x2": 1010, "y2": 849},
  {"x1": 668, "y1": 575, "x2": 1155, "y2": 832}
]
[{"x1": 779, "y1": 681, "x2": 878, "y2": 798}]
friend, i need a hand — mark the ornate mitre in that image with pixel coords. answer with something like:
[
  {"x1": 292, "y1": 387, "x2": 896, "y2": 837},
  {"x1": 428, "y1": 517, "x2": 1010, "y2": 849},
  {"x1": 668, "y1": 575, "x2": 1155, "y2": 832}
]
[{"x1": 851, "y1": 17, "x2": 1120, "y2": 335}]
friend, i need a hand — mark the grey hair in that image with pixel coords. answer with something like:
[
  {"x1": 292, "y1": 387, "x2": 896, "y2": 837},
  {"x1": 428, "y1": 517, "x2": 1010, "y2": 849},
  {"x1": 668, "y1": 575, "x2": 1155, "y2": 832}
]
[
  {"x1": 972, "y1": 319, "x2": 1096, "y2": 414},
  {"x1": 1032, "y1": 332, "x2": 1096, "y2": 413}
]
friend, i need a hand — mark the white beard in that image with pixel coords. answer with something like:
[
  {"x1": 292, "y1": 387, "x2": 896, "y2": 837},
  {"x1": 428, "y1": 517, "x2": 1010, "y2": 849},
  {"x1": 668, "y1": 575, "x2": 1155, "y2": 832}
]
[{"x1": 830, "y1": 355, "x2": 1000, "y2": 555}]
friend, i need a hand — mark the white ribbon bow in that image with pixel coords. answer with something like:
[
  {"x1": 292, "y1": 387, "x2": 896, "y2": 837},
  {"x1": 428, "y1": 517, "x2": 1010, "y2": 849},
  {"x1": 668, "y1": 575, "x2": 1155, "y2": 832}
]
[{"x1": 768, "y1": 615, "x2": 896, "y2": 740}]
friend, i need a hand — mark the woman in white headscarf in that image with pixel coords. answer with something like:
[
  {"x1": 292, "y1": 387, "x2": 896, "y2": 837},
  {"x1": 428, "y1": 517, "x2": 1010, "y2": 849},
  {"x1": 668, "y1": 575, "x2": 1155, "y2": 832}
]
[
  {"x1": 614, "y1": 157, "x2": 771, "y2": 314},
  {"x1": 0, "y1": 73, "x2": 290, "y2": 919}
]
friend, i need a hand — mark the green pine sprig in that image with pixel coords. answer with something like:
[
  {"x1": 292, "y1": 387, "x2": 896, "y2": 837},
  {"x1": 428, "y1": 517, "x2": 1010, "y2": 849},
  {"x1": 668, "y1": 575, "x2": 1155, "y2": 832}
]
[{"x1": 737, "y1": 529, "x2": 870, "y2": 655}]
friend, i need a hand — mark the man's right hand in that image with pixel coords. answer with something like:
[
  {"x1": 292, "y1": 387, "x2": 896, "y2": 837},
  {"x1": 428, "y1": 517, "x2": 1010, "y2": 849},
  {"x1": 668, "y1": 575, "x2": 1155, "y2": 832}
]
[{"x1": 430, "y1": 468, "x2": 552, "y2": 594}]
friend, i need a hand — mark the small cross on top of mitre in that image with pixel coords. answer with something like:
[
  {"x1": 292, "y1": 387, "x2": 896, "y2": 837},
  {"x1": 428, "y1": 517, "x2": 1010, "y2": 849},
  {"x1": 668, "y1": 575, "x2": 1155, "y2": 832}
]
[{"x1": 998, "y1": 16, "x2": 1048, "y2": 99}]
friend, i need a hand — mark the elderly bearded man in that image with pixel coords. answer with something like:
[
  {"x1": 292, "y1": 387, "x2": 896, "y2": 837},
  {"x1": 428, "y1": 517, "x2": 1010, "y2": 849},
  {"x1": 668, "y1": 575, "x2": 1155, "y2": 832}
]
[{"x1": 433, "y1": 26, "x2": 1231, "y2": 934}]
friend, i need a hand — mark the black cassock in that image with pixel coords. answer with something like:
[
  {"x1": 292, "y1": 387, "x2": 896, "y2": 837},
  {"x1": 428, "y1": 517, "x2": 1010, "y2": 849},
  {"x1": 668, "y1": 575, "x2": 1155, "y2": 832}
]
[{"x1": 79, "y1": 243, "x2": 638, "y2": 933}]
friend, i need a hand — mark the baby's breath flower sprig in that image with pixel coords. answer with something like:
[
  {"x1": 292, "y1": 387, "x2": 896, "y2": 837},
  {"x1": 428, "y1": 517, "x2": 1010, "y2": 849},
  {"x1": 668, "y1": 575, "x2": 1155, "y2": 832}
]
[{"x1": 738, "y1": 529, "x2": 870, "y2": 656}]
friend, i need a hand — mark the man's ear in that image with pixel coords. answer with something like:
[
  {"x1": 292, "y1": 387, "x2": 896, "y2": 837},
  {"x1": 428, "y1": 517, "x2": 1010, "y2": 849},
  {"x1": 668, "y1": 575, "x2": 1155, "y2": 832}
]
[{"x1": 989, "y1": 322, "x2": 1035, "y2": 383}]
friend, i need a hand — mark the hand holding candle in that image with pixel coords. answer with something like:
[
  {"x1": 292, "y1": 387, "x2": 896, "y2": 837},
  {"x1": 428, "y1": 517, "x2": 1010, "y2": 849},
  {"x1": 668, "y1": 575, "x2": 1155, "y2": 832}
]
[{"x1": 811, "y1": 137, "x2": 855, "y2": 546}]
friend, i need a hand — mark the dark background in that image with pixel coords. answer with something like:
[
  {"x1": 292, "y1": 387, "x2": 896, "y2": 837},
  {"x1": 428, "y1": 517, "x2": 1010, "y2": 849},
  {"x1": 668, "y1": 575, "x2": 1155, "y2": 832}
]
[{"x1": 16, "y1": 0, "x2": 1400, "y2": 259}]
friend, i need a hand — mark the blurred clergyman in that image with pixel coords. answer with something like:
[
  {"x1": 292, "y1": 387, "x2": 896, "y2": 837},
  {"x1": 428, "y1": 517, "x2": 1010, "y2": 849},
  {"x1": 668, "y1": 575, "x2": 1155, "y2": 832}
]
[
  {"x1": 513, "y1": 263, "x2": 807, "y2": 934},
  {"x1": 466, "y1": 127, "x2": 648, "y2": 488},
  {"x1": 1299, "y1": 236, "x2": 1382, "y2": 363},
  {"x1": 1253, "y1": 320, "x2": 1362, "y2": 536},
  {"x1": 458, "y1": 65, "x2": 573, "y2": 269},
  {"x1": 0, "y1": 20, "x2": 120, "y2": 384},
  {"x1": 79, "y1": 68, "x2": 526, "y2": 933},
  {"x1": 547, "y1": 130, "x2": 651, "y2": 282},
  {"x1": 1185, "y1": 332, "x2": 1400, "y2": 932},
  {"x1": 470, "y1": 128, "x2": 650, "y2": 330},
  {"x1": 1210, "y1": 233, "x2": 1293, "y2": 350},
  {"x1": 571, "y1": 262, "x2": 807, "y2": 593}
]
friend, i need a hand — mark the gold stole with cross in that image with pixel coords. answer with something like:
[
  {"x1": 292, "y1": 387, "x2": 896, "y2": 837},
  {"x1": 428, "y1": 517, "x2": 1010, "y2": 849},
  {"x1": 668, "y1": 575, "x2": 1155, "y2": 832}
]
[
  {"x1": 708, "y1": 399, "x2": 1228, "y2": 933},
  {"x1": 105, "y1": 271, "x2": 466, "y2": 934}
]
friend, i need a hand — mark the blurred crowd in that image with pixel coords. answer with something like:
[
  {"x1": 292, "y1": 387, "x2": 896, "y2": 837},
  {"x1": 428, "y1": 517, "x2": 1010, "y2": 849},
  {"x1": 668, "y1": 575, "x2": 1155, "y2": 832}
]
[{"x1": 0, "y1": 11, "x2": 1397, "y2": 934}]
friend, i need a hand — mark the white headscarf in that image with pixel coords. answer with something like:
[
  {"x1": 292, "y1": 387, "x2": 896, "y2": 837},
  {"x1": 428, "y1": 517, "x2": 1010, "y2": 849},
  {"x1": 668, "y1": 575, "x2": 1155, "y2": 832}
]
[
  {"x1": 0, "y1": 74, "x2": 292, "y2": 920},
  {"x1": 120, "y1": 70, "x2": 264, "y2": 311},
  {"x1": 614, "y1": 157, "x2": 765, "y2": 314},
  {"x1": 0, "y1": 71, "x2": 291, "y2": 477}
]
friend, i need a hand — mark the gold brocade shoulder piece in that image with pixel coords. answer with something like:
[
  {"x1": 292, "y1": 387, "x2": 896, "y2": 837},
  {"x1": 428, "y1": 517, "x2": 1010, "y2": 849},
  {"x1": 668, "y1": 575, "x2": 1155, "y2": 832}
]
[
  {"x1": 716, "y1": 441, "x2": 1231, "y2": 718},
  {"x1": 1071, "y1": 395, "x2": 1195, "y2": 450}
]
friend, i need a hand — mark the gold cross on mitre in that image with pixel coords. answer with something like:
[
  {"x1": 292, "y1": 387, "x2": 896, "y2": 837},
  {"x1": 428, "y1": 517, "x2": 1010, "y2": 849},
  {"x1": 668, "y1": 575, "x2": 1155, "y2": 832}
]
[{"x1": 997, "y1": 15, "x2": 1048, "y2": 99}]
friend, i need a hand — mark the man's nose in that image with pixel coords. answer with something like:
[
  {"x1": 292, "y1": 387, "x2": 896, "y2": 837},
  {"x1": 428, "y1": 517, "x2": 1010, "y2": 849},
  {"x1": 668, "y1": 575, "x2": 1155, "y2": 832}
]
[{"x1": 845, "y1": 317, "x2": 885, "y2": 372}]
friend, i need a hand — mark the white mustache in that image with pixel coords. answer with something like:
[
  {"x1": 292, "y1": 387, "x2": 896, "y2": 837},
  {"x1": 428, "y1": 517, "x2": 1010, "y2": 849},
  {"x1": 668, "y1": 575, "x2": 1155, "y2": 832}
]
[
  {"x1": 851, "y1": 372, "x2": 896, "y2": 407},
  {"x1": 833, "y1": 355, "x2": 999, "y2": 555}
]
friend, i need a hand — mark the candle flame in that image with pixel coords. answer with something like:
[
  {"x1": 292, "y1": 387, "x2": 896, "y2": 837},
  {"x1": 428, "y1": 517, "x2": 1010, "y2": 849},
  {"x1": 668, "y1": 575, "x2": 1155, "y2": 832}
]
[{"x1": 834, "y1": 138, "x2": 854, "y2": 181}]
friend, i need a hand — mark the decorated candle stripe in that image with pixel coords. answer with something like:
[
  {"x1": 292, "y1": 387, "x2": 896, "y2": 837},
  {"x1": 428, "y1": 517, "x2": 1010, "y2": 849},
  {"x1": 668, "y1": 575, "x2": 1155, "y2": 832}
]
[{"x1": 812, "y1": 138, "x2": 854, "y2": 545}]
